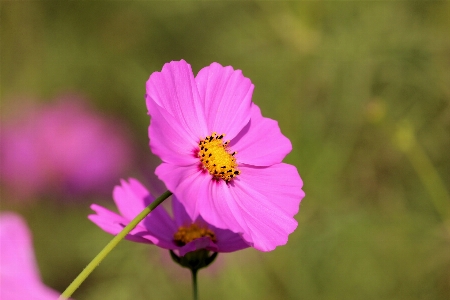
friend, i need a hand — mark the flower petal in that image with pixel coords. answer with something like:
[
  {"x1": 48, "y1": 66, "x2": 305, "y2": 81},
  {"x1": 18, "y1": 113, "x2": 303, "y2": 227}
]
[
  {"x1": 0, "y1": 213, "x2": 40, "y2": 284},
  {"x1": 90, "y1": 204, "x2": 177, "y2": 249},
  {"x1": 156, "y1": 162, "x2": 246, "y2": 234},
  {"x1": 146, "y1": 60, "x2": 208, "y2": 140},
  {"x1": 155, "y1": 162, "x2": 210, "y2": 221},
  {"x1": 178, "y1": 237, "x2": 218, "y2": 257},
  {"x1": 212, "y1": 226, "x2": 250, "y2": 252},
  {"x1": 147, "y1": 98, "x2": 199, "y2": 166},
  {"x1": 0, "y1": 213, "x2": 60, "y2": 300},
  {"x1": 113, "y1": 178, "x2": 152, "y2": 220},
  {"x1": 172, "y1": 195, "x2": 195, "y2": 227},
  {"x1": 199, "y1": 164, "x2": 303, "y2": 251},
  {"x1": 201, "y1": 180, "x2": 249, "y2": 234},
  {"x1": 230, "y1": 104, "x2": 292, "y2": 166},
  {"x1": 191, "y1": 178, "x2": 253, "y2": 244},
  {"x1": 114, "y1": 178, "x2": 177, "y2": 249},
  {"x1": 89, "y1": 204, "x2": 153, "y2": 244},
  {"x1": 141, "y1": 205, "x2": 179, "y2": 249},
  {"x1": 95, "y1": 178, "x2": 178, "y2": 249},
  {"x1": 233, "y1": 163, "x2": 303, "y2": 251},
  {"x1": 195, "y1": 62, "x2": 254, "y2": 140},
  {"x1": 240, "y1": 163, "x2": 304, "y2": 216}
]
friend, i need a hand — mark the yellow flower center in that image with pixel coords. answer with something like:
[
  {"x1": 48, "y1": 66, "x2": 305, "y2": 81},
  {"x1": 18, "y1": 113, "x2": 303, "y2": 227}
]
[
  {"x1": 198, "y1": 132, "x2": 240, "y2": 182},
  {"x1": 173, "y1": 223, "x2": 217, "y2": 246}
]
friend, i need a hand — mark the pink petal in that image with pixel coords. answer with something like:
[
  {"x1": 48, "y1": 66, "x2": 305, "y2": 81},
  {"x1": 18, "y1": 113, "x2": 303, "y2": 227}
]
[
  {"x1": 89, "y1": 204, "x2": 154, "y2": 244},
  {"x1": 114, "y1": 178, "x2": 176, "y2": 240},
  {"x1": 157, "y1": 162, "x2": 240, "y2": 232},
  {"x1": 200, "y1": 179, "x2": 249, "y2": 234},
  {"x1": 155, "y1": 162, "x2": 210, "y2": 221},
  {"x1": 172, "y1": 195, "x2": 195, "y2": 227},
  {"x1": 162, "y1": 169, "x2": 247, "y2": 237},
  {"x1": 91, "y1": 177, "x2": 179, "y2": 249},
  {"x1": 239, "y1": 163, "x2": 304, "y2": 216},
  {"x1": 1, "y1": 281, "x2": 59, "y2": 300},
  {"x1": 199, "y1": 164, "x2": 303, "y2": 251},
  {"x1": 141, "y1": 206, "x2": 179, "y2": 248},
  {"x1": 147, "y1": 98, "x2": 200, "y2": 166},
  {"x1": 88, "y1": 204, "x2": 177, "y2": 249},
  {"x1": 0, "y1": 213, "x2": 60, "y2": 300},
  {"x1": 233, "y1": 164, "x2": 303, "y2": 251},
  {"x1": 195, "y1": 62, "x2": 254, "y2": 140},
  {"x1": 113, "y1": 178, "x2": 152, "y2": 220},
  {"x1": 0, "y1": 213, "x2": 41, "y2": 285},
  {"x1": 146, "y1": 60, "x2": 208, "y2": 140},
  {"x1": 172, "y1": 194, "x2": 249, "y2": 253},
  {"x1": 178, "y1": 237, "x2": 218, "y2": 257},
  {"x1": 212, "y1": 227, "x2": 250, "y2": 252},
  {"x1": 230, "y1": 104, "x2": 292, "y2": 166},
  {"x1": 187, "y1": 178, "x2": 252, "y2": 243}
]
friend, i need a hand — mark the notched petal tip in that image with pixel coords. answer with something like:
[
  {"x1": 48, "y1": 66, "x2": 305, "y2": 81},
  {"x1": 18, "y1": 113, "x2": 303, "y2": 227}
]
[{"x1": 195, "y1": 62, "x2": 254, "y2": 140}]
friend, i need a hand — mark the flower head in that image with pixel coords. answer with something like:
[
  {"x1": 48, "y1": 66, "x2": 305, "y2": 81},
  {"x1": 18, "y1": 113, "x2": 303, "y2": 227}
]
[
  {"x1": 0, "y1": 94, "x2": 134, "y2": 200},
  {"x1": 145, "y1": 60, "x2": 305, "y2": 251},
  {"x1": 89, "y1": 178, "x2": 249, "y2": 256},
  {"x1": 0, "y1": 212, "x2": 61, "y2": 299}
]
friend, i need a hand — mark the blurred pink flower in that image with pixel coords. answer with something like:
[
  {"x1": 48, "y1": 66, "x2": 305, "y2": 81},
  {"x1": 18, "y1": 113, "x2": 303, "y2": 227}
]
[
  {"x1": 0, "y1": 94, "x2": 134, "y2": 200},
  {"x1": 89, "y1": 178, "x2": 249, "y2": 257},
  {"x1": 145, "y1": 60, "x2": 305, "y2": 251},
  {"x1": 0, "y1": 212, "x2": 60, "y2": 299}
]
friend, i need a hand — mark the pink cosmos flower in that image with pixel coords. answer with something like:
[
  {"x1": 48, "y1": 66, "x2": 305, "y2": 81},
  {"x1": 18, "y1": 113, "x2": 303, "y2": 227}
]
[
  {"x1": 145, "y1": 60, "x2": 305, "y2": 251},
  {"x1": 0, "y1": 94, "x2": 134, "y2": 200},
  {"x1": 88, "y1": 178, "x2": 249, "y2": 256},
  {"x1": 0, "y1": 212, "x2": 60, "y2": 300}
]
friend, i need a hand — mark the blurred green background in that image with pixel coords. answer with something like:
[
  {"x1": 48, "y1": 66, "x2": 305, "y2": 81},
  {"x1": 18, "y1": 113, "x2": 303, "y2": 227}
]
[{"x1": 1, "y1": 1, "x2": 450, "y2": 299}]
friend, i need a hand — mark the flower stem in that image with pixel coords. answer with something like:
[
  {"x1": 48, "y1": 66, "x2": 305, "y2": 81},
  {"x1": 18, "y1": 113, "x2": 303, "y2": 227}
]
[
  {"x1": 59, "y1": 190, "x2": 173, "y2": 299},
  {"x1": 191, "y1": 268, "x2": 198, "y2": 300}
]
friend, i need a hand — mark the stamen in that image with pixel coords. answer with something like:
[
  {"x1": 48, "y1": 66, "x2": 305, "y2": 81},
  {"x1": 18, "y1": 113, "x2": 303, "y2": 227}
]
[
  {"x1": 198, "y1": 133, "x2": 239, "y2": 182},
  {"x1": 173, "y1": 223, "x2": 217, "y2": 246}
]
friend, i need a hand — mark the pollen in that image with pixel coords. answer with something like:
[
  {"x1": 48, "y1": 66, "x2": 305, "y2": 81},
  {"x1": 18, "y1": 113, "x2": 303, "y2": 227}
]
[
  {"x1": 173, "y1": 223, "x2": 217, "y2": 246},
  {"x1": 198, "y1": 132, "x2": 240, "y2": 181}
]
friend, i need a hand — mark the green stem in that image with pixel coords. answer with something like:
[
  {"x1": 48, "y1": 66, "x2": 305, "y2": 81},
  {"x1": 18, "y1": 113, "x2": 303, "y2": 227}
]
[
  {"x1": 59, "y1": 190, "x2": 173, "y2": 299},
  {"x1": 191, "y1": 268, "x2": 198, "y2": 300},
  {"x1": 405, "y1": 139, "x2": 450, "y2": 221},
  {"x1": 395, "y1": 121, "x2": 450, "y2": 221}
]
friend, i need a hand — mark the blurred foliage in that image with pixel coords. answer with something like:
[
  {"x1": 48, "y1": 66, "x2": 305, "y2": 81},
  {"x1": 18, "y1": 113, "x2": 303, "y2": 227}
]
[{"x1": 1, "y1": 1, "x2": 450, "y2": 299}]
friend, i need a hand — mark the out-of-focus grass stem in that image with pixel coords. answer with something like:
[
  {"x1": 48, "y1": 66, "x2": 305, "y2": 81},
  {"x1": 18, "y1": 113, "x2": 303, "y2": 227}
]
[{"x1": 395, "y1": 121, "x2": 450, "y2": 221}]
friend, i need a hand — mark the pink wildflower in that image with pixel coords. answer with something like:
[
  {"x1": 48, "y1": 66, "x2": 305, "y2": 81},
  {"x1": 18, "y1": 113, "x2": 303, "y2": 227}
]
[
  {"x1": 0, "y1": 94, "x2": 134, "y2": 200},
  {"x1": 0, "y1": 212, "x2": 60, "y2": 299},
  {"x1": 145, "y1": 60, "x2": 305, "y2": 251},
  {"x1": 89, "y1": 178, "x2": 249, "y2": 256}
]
